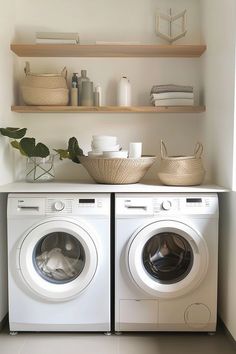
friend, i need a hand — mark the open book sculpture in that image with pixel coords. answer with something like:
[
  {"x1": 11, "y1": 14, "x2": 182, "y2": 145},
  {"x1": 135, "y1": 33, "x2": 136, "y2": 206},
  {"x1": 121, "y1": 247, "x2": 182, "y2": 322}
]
[{"x1": 156, "y1": 8, "x2": 187, "y2": 44}]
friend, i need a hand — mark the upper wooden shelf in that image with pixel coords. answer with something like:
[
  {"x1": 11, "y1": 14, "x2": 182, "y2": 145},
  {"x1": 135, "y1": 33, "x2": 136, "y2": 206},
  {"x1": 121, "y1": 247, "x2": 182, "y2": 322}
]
[
  {"x1": 11, "y1": 106, "x2": 205, "y2": 114},
  {"x1": 10, "y1": 44, "x2": 206, "y2": 58}
]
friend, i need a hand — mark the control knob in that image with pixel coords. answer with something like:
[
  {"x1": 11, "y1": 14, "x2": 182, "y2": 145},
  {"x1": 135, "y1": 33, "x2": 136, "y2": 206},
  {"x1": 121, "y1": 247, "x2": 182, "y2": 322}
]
[
  {"x1": 54, "y1": 200, "x2": 65, "y2": 211},
  {"x1": 161, "y1": 200, "x2": 172, "y2": 210}
]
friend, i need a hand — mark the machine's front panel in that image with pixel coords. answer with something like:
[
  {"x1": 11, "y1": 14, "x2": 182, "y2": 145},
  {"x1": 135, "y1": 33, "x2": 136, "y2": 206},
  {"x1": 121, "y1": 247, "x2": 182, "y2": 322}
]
[{"x1": 115, "y1": 193, "x2": 219, "y2": 332}]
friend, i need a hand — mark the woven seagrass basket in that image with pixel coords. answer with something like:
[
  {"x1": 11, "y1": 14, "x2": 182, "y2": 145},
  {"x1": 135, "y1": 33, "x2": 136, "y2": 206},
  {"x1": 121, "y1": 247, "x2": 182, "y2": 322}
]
[
  {"x1": 157, "y1": 141, "x2": 205, "y2": 186},
  {"x1": 79, "y1": 156, "x2": 156, "y2": 184},
  {"x1": 20, "y1": 62, "x2": 69, "y2": 106},
  {"x1": 21, "y1": 87, "x2": 69, "y2": 106}
]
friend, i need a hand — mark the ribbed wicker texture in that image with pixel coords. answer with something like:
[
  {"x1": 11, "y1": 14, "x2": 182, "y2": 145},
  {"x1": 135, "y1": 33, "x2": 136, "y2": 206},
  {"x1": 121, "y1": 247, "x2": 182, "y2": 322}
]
[
  {"x1": 21, "y1": 87, "x2": 69, "y2": 106},
  {"x1": 23, "y1": 74, "x2": 68, "y2": 89},
  {"x1": 79, "y1": 156, "x2": 156, "y2": 184},
  {"x1": 157, "y1": 141, "x2": 205, "y2": 186},
  {"x1": 20, "y1": 62, "x2": 69, "y2": 105}
]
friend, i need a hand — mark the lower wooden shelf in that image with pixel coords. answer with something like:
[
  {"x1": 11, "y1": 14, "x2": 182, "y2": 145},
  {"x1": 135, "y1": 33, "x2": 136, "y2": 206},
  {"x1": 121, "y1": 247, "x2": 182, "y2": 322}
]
[{"x1": 11, "y1": 105, "x2": 205, "y2": 114}]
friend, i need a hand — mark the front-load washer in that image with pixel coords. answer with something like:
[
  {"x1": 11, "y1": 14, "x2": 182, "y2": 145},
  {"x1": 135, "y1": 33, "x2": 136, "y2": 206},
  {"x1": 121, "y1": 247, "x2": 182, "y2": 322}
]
[
  {"x1": 115, "y1": 193, "x2": 219, "y2": 332},
  {"x1": 7, "y1": 193, "x2": 110, "y2": 333}
]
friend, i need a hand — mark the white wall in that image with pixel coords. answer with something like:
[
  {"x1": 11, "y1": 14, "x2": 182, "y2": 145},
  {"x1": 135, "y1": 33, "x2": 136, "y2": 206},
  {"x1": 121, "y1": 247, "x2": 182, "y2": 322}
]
[
  {"x1": 0, "y1": 0, "x2": 16, "y2": 323},
  {"x1": 218, "y1": 193, "x2": 236, "y2": 340},
  {"x1": 0, "y1": 0, "x2": 16, "y2": 184},
  {"x1": 200, "y1": 0, "x2": 236, "y2": 340},
  {"x1": 12, "y1": 0, "x2": 204, "y2": 182},
  {"x1": 14, "y1": 0, "x2": 202, "y2": 44}
]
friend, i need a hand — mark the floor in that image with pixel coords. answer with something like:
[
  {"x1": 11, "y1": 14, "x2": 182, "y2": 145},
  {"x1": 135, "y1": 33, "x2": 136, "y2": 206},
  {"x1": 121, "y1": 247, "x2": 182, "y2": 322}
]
[{"x1": 0, "y1": 324, "x2": 235, "y2": 354}]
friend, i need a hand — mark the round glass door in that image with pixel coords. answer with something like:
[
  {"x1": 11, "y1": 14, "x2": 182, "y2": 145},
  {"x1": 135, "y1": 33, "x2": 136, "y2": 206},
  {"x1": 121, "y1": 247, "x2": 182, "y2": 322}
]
[
  {"x1": 19, "y1": 219, "x2": 98, "y2": 301},
  {"x1": 128, "y1": 220, "x2": 208, "y2": 299},
  {"x1": 142, "y1": 232, "x2": 193, "y2": 284},
  {"x1": 33, "y1": 232, "x2": 86, "y2": 284}
]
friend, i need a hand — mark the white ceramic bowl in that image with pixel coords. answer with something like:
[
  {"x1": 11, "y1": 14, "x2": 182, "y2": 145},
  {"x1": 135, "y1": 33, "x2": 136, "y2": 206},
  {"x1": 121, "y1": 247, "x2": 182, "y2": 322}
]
[
  {"x1": 92, "y1": 135, "x2": 117, "y2": 143},
  {"x1": 92, "y1": 144, "x2": 120, "y2": 152},
  {"x1": 103, "y1": 150, "x2": 128, "y2": 158},
  {"x1": 92, "y1": 140, "x2": 118, "y2": 147},
  {"x1": 88, "y1": 151, "x2": 103, "y2": 157},
  {"x1": 92, "y1": 137, "x2": 117, "y2": 148}
]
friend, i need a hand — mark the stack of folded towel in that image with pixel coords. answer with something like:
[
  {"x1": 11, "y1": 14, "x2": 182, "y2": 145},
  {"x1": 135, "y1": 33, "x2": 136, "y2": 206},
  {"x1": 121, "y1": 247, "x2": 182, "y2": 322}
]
[{"x1": 150, "y1": 84, "x2": 194, "y2": 106}]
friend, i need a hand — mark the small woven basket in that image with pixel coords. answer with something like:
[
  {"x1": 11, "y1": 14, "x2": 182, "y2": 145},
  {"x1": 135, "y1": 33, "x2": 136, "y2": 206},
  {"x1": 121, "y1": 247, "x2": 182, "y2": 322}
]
[
  {"x1": 79, "y1": 156, "x2": 156, "y2": 184},
  {"x1": 157, "y1": 141, "x2": 205, "y2": 186},
  {"x1": 20, "y1": 62, "x2": 69, "y2": 106}
]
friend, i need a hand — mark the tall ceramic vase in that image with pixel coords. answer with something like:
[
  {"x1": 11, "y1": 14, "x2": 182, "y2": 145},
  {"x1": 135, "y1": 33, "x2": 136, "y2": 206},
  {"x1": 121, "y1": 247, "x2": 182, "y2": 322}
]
[
  {"x1": 117, "y1": 76, "x2": 131, "y2": 106},
  {"x1": 78, "y1": 70, "x2": 90, "y2": 105}
]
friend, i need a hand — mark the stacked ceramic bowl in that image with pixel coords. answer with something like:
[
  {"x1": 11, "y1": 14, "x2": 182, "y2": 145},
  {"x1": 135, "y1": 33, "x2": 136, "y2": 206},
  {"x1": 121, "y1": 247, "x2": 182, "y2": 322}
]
[{"x1": 88, "y1": 135, "x2": 128, "y2": 158}]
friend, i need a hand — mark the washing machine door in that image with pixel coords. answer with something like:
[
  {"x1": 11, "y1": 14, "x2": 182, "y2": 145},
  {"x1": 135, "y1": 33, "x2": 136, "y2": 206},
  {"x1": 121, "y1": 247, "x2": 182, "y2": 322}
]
[
  {"x1": 19, "y1": 219, "x2": 98, "y2": 301},
  {"x1": 127, "y1": 220, "x2": 208, "y2": 299}
]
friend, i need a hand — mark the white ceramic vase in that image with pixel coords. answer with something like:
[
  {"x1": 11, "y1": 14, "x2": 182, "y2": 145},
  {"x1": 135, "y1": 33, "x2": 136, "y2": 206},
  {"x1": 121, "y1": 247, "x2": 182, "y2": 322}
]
[{"x1": 117, "y1": 76, "x2": 131, "y2": 106}]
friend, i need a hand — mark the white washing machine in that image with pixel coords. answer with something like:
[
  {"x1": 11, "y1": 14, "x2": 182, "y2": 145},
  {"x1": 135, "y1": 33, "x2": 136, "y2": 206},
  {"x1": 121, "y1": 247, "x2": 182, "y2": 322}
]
[
  {"x1": 115, "y1": 193, "x2": 219, "y2": 332},
  {"x1": 7, "y1": 193, "x2": 111, "y2": 333}
]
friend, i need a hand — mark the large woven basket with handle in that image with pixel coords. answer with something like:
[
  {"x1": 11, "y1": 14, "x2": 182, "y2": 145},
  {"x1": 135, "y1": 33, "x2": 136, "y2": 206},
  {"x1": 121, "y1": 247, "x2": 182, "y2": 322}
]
[
  {"x1": 157, "y1": 141, "x2": 205, "y2": 186},
  {"x1": 20, "y1": 62, "x2": 69, "y2": 105},
  {"x1": 79, "y1": 156, "x2": 156, "y2": 184}
]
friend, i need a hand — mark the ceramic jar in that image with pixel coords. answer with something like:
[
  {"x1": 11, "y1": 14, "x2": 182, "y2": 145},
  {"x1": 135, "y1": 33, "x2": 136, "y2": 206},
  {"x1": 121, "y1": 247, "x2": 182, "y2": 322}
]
[
  {"x1": 81, "y1": 81, "x2": 94, "y2": 106},
  {"x1": 78, "y1": 70, "x2": 90, "y2": 105},
  {"x1": 117, "y1": 76, "x2": 131, "y2": 106}
]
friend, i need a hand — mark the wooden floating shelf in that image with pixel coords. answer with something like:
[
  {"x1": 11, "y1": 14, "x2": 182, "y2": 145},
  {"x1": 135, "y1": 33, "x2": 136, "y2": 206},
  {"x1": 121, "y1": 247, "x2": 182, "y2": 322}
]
[
  {"x1": 11, "y1": 106, "x2": 206, "y2": 114},
  {"x1": 10, "y1": 44, "x2": 206, "y2": 58}
]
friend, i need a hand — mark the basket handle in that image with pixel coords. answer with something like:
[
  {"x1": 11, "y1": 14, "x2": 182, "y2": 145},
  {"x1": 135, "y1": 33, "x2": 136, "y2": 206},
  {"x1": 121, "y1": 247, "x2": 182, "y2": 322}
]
[
  {"x1": 160, "y1": 140, "x2": 168, "y2": 159},
  {"x1": 194, "y1": 142, "x2": 203, "y2": 158},
  {"x1": 61, "y1": 66, "x2": 67, "y2": 79},
  {"x1": 24, "y1": 61, "x2": 30, "y2": 76}
]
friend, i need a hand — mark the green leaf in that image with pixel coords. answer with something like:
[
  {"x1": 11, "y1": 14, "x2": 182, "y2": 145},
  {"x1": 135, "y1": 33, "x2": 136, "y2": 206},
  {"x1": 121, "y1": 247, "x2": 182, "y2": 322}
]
[
  {"x1": 20, "y1": 137, "x2": 50, "y2": 158},
  {"x1": 11, "y1": 140, "x2": 27, "y2": 156},
  {"x1": 20, "y1": 137, "x2": 35, "y2": 156},
  {"x1": 11, "y1": 140, "x2": 20, "y2": 150},
  {"x1": 68, "y1": 137, "x2": 84, "y2": 164},
  {"x1": 53, "y1": 149, "x2": 70, "y2": 160},
  {"x1": 33, "y1": 143, "x2": 50, "y2": 158},
  {"x1": 0, "y1": 127, "x2": 27, "y2": 139}
]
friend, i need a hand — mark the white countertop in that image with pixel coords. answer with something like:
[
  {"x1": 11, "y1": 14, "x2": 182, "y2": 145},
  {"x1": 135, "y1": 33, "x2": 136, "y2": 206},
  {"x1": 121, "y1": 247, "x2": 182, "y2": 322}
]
[{"x1": 0, "y1": 180, "x2": 228, "y2": 193}]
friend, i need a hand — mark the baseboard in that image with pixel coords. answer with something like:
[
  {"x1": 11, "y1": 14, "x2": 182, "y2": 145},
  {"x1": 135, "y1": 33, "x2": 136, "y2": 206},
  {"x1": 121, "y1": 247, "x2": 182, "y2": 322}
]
[{"x1": 0, "y1": 314, "x2": 8, "y2": 331}]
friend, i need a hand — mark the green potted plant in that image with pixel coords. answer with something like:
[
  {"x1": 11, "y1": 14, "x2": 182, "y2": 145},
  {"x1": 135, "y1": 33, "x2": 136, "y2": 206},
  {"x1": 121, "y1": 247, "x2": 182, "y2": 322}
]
[{"x1": 0, "y1": 127, "x2": 54, "y2": 182}]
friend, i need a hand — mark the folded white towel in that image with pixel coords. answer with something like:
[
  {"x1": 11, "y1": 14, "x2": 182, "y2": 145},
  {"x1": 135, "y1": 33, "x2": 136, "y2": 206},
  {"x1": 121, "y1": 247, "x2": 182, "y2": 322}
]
[
  {"x1": 152, "y1": 98, "x2": 194, "y2": 106},
  {"x1": 151, "y1": 84, "x2": 193, "y2": 94},
  {"x1": 151, "y1": 92, "x2": 194, "y2": 100}
]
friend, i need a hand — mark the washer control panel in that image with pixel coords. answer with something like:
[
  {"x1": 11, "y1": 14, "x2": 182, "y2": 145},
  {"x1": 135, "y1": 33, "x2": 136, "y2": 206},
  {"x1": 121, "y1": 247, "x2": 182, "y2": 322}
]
[
  {"x1": 8, "y1": 194, "x2": 110, "y2": 217},
  {"x1": 46, "y1": 195, "x2": 109, "y2": 215},
  {"x1": 116, "y1": 193, "x2": 218, "y2": 217},
  {"x1": 46, "y1": 198, "x2": 73, "y2": 214},
  {"x1": 153, "y1": 198, "x2": 178, "y2": 214}
]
